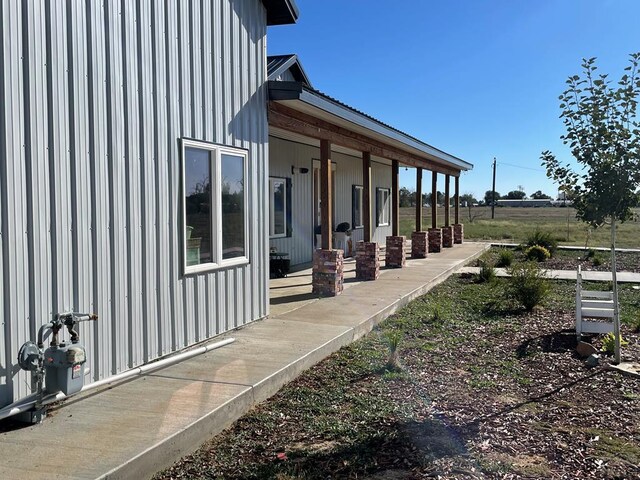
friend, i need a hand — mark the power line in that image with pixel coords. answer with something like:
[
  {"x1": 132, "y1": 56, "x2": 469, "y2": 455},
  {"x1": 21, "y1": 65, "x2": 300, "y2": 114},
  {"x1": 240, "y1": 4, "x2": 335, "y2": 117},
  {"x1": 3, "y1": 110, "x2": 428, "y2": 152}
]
[{"x1": 496, "y1": 161, "x2": 545, "y2": 173}]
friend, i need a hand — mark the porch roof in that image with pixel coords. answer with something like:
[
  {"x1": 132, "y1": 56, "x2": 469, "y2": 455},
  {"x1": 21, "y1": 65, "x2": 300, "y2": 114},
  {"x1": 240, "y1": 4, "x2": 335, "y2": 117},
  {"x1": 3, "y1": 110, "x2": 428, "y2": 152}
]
[{"x1": 267, "y1": 55, "x2": 473, "y2": 175}]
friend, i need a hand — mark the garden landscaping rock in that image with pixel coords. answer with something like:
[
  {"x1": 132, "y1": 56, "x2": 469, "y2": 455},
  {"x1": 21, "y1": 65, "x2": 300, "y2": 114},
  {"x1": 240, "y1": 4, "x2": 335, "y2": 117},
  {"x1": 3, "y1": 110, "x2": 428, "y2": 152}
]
[
  {"x1": 577, "y1": 341, "x2": 598, "y2": 357},
  {"x1": 585, "y1": 353, "x2": 601, "y2": 367}
]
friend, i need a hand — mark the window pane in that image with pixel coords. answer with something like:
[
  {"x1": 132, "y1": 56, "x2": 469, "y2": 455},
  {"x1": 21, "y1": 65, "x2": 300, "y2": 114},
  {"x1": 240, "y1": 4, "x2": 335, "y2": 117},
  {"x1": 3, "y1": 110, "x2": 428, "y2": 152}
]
[
  {"x1": 271, "y1": 179, "x2": 286, "y2": 236},
  {"x1": 221, "y1": 153, "x2": 245, "y2": 259},
  {"x1": 185, "y1": 147, "x2": 212, "y2": 265},
  {"x1": 354, "y1": 186, "x2": 363, "y2": 227}
]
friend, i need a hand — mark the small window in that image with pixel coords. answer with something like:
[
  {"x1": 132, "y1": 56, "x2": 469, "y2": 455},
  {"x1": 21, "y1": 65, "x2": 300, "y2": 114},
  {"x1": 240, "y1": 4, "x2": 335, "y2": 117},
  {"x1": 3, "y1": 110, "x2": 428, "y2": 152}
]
[
  {"x1": 182, "y1": 139, "x2": 248, "y2": 274},
  {"x1": 376, "y1": 188, "x2": 390, "y2": 227},
  {"x1": 352, "y1": 185, "x2": 364, "y2": 228},
  {"x1": 269, "y1": 177, "x2": 287, "y2": 238}
]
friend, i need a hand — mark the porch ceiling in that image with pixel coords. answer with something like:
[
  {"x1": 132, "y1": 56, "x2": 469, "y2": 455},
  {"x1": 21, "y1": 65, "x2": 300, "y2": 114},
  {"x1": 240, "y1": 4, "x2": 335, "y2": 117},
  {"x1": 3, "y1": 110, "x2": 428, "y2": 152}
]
[{"x1": 267, "y1": 88, "x2": 472, "y2": 177}]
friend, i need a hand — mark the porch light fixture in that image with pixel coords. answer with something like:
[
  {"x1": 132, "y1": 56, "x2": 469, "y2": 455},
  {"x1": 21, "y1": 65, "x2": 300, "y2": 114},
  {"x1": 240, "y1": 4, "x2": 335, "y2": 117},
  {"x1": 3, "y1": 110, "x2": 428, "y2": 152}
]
[{"x1": 291, "y1": 166, "x2": 309, "y2": 175}]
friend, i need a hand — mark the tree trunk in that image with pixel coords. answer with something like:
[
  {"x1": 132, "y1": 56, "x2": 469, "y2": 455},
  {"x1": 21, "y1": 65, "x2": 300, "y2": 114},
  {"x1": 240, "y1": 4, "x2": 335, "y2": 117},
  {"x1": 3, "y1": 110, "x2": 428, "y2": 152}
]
[{"x1": 611, "y1": 217, "x2": 621, "y2": 364}]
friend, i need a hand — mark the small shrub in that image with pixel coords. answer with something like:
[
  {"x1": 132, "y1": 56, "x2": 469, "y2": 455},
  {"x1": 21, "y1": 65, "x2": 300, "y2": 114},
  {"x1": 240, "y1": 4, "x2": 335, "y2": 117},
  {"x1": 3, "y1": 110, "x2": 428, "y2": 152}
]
[
  {"x1": 496, "y1": 249, "x2": 514, "y2": 268},
  {"x1": 586, "y1": 248, "x2": 596, "y2": 259},
  {"x1": 524, "y1": 229, "x2": 558, "y2": 256},
  {"x1": 507, "y1": 262, "x2": 550, "y2": 311},
  {"x1": 601, "y1": 332, "x2": 629, "y2": 355},
  {"x1": 431, "y1": 306, "x2": 444, "y2": 323},
  {"x1": 592, "y1": 255, "x2": 603, "y2": 266},
  {"x1": 525, "y1": 245, "x2": 551, "y2": 262},
  {"x1": 383, "y1": 331, "x2": 402, "y2": 370},
  {"x1": 477, "y1": 260, "x2": 496, "y2": 283}
]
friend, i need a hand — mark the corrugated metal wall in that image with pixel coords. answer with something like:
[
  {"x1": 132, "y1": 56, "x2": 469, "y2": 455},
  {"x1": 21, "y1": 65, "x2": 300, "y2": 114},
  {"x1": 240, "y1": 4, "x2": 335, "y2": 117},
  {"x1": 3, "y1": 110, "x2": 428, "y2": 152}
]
[
  {"x1": 269, "y1": 136, "x2": 392, "y2": 266},
  {"x1": 0, "y1": 0, "x2": 269, "y2": 407}
]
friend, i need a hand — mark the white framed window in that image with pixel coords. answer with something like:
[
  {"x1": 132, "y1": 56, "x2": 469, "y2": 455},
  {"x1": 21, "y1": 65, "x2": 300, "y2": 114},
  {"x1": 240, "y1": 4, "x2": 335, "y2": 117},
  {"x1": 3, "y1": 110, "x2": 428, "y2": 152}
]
[
  {"x1": 269, "y1": 177, "x2": 287, "y2": 238},
  {"x1": 182, "y1": 138, "x2": 249, "y2": 274},
  {"x1": 376, "y1": 187, "x2": 390, "y2": 227},
  {"x1": 352, "y1": 185, "x2": 364, "y2": 229}
]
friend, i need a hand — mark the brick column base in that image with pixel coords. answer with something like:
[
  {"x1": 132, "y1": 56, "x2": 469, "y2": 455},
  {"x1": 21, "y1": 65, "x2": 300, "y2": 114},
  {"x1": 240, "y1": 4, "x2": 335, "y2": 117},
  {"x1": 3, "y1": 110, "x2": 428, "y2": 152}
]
[
  {"x1": 411, "y1": 231, "x2": 428, "y2": 258},
  {"x1": 454, "y1": 224, "x2": 464, "y2": 244},
  {"x1": 356, "y1": 241, "x2": 380, "y2": 280},
  {"x1": 442, "y1": 225, "x2": 454, "y2": 248},
  {"x1": 428, "y1": 228, "x2": 442, "y2": 253},
  {"x1": 312, "y1": 249, "x2": 344, "y2": 297},
  {"x1": 385, "y1": 236, "x2": 406, "y2": 268}
]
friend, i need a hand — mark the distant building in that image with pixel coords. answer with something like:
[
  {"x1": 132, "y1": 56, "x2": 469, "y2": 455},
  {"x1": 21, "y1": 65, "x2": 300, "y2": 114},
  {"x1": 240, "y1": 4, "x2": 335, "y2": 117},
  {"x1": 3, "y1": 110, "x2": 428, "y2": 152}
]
[{"x1": 497, "y1": 199, "x2": 553, "y2": 208}]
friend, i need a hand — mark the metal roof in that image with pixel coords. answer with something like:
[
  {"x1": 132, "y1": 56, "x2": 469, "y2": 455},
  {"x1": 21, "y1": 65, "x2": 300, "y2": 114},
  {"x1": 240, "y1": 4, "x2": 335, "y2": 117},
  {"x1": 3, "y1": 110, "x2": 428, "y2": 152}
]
[
  {"x1": 262, "y1": 0, "x2": 299, "y2": 26},
  {"x1": 297, "y1": 86, "x2": 473, "y2": 171},
  {"x1": 266, "y1": 54, "x2": 472, "y2": 172},
  {"x1": 267, "y1": 54, "x2": 312, "y2": 87}
]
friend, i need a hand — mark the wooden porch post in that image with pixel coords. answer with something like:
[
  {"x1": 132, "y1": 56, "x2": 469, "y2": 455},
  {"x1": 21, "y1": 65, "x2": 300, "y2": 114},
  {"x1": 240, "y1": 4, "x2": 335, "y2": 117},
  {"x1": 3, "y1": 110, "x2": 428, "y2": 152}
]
[
  {"x1": 362, "y1": 151, "x2": 371, "y2": 242},
  {"x1": 444, "y1": 174, "x2": 450, "y2": 227},
  {"x1": 415, "y1": 167, "x2": 422, "y2": 232},
  {"x1": 392, "y1": 160, "x2": 399, "y2": 236},
  {"x1": 431, "y1": 171, "x2": 438, "y2": 229},
  {"x1": 320, "y1": 139, "x2": 332, "y2": 250},
  {"x1": 454, "y1": 175, "x2": 460, "y2": 225}
]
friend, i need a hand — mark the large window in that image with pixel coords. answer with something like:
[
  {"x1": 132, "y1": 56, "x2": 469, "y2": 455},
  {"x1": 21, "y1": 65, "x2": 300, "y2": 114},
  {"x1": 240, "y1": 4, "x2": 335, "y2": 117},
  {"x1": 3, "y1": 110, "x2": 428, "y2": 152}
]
[
  {"x1": 376, "y1": 187, "x2": 390, "y2": 227},
  {"x1": 183, "y1": 139, "x2": 248, "y2": 273},
  {"x1": 352, "y1": 185, "x2": 364, "y2": 229}
]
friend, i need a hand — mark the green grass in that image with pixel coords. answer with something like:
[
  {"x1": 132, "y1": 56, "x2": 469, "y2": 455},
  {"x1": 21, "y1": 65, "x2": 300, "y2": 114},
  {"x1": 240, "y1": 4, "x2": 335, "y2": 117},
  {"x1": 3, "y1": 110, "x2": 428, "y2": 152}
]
[{"x1": 399, "y1": 206, "x2": 640, "y2": 248}]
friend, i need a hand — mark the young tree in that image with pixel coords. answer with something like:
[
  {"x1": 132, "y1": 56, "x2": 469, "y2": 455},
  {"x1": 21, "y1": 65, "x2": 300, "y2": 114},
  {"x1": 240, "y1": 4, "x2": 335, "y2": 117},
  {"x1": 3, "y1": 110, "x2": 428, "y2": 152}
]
[{"x1": 541, "y1": 53, "x2": 640, "y2": 363}]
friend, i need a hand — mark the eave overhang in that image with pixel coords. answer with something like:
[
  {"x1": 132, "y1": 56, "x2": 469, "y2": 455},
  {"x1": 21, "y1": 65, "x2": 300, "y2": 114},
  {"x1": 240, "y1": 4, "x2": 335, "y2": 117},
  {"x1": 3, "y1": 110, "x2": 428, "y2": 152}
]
[
  {"x1": 262, "y1": 0, "x2": 299, "y2": 26},
  {"x1": 267, "y1": 82, "x2": 473, "y2": 175}
]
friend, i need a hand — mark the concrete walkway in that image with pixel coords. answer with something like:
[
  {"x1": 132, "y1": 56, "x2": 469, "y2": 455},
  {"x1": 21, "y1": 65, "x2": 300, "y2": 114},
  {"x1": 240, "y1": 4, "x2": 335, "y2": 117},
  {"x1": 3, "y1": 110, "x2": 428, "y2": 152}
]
[
  {"x1": 0, "y1": 243, "x2": 489, "y2": 480},
  {"x1": 459, "y1": 266, "x2": 640, "y2": 283}
]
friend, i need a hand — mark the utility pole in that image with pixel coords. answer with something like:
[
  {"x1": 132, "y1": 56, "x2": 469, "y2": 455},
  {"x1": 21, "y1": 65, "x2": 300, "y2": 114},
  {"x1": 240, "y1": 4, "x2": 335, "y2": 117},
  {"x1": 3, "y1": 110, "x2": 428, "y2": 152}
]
[{"x1": 491, "y1": 157, "x2": 497, "y2": 219}]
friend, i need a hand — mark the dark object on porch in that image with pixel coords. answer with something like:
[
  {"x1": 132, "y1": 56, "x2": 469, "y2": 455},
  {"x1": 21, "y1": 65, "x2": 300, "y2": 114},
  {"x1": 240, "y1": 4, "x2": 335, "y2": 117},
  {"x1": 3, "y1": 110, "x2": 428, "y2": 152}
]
[
  {"x1": 335, "y1": 222, "x2": 350, "y2": 232},
  {"x1": 270, "y1": 252, "x2": 291, "y2": 278}
]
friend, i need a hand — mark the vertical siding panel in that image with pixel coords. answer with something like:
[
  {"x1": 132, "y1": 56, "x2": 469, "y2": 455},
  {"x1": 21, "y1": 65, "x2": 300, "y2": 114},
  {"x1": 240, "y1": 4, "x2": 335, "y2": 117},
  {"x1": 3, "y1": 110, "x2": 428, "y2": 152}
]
[
  {"x1": 48, "y1": 0, "x2": 72, "y2": 318},
  {"x1": 121, "y1": 0, "x2": 143, "y2": 367},
  {"x1": 104, "y1": 0, "x2": 128, "y2": 373},
  {"x1": 68, "y1": 0, "x2": 95, "y2": 375},
  {"x1": 9, "y1": 0, "x2": 31, "y2": 401},
  {"x1": 0, "y1": 0, "x2": 9, "y2": 406},
  {"x1": 87, "y1": 0, "x2": 113, "y2": 379},
  {"x1": 201, "y1": 0, "x2": 213, "y2": 141},
  {"x1": 152, "y1": 0, "x2": 171, "y2": 356},
  {"x1": 178, "y1": 0, "x2": 195, "y2": 347},
  {"x1": 137, "y1": 0, "x2": 159, "y2": 361},
  {"x1": 24, "y1": 0, "x2": 51, "y2": 351},
  {"x1": 165, "y1": 0, "x2": 182, "y2": 351}
]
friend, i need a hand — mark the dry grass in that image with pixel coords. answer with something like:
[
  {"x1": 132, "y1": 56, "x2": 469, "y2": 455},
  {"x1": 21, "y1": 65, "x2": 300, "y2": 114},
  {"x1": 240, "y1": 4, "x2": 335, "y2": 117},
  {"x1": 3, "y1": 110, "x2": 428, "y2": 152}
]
[{"x1": 399, "y1": 206, "x2": 640, "y2": 248}]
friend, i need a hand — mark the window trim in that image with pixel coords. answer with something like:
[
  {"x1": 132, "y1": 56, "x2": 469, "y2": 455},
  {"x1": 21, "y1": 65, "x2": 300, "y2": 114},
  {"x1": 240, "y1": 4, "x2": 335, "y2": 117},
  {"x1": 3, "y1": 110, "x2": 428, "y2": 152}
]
[
  {"x1": 376, "y1": 187, "x2": 391, "y2": 227},
  {"x1": 182, "y1": 138, "x2": 249, "y2": 275},
  {"x1": 269, "y1": 176, "x2": 288, "y2": 239},
  {"x1": 352, "y1": 185, "x2": 364, "y2": 229}
]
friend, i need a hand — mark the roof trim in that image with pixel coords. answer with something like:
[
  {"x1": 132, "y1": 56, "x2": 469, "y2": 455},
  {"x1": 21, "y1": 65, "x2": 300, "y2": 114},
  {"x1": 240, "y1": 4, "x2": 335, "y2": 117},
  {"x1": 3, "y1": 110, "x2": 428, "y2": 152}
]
[
  {"x1": 289, "y1": 86, "x2": 472, "y2": 171},
  {"x1": 267, "y1": 54, "x2": 312, "y2": 87},
  {"x1": 262, "y1": 0, "x2": 299, "y2": 26}
]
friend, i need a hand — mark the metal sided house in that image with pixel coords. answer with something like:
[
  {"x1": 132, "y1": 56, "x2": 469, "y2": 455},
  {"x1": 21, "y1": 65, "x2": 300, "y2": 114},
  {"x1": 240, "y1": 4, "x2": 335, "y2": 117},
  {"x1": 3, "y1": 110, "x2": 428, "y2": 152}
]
[
  {"x1": 266, "y1": 55, "x2": 473, "y2": 295},
  {"x1": 0, "y1": 0, "x2": 297, "y2": 414}
]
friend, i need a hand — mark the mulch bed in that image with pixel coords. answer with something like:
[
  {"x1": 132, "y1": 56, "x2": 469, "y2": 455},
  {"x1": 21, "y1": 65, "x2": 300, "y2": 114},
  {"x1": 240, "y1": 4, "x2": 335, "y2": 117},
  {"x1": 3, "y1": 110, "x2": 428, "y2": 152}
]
[
  {"x1": 156, "y1": 276, "x2": 640, "y2": 480},
  {"x1": 481, "y1": 247, "x2": 640, "y2": 273}
]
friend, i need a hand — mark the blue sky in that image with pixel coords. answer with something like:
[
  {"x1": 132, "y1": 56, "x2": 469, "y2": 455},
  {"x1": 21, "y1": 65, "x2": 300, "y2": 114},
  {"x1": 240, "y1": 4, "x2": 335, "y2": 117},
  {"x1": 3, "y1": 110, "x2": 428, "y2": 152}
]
[{"x1": 267, "y1": 0, "x2": 640, "y2": 200}]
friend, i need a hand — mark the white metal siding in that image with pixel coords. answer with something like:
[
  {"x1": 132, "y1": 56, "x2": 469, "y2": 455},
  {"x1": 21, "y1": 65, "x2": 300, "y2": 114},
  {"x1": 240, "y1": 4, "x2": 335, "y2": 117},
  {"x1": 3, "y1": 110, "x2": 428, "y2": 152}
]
[
  {"x1": 0, "y1": 0, "x2": 268, "y2": 407},
  {"x1": 268, "y1": 136, "x2": 393, "y2": 266}
]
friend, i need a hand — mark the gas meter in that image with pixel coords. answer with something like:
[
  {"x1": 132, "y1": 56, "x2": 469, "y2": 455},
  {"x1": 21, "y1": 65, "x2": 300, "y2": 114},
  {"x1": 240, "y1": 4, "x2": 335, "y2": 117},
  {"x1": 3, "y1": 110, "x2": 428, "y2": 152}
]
[{"x1": 17, "y1": 312, "x2": 98, "y2": 421}]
